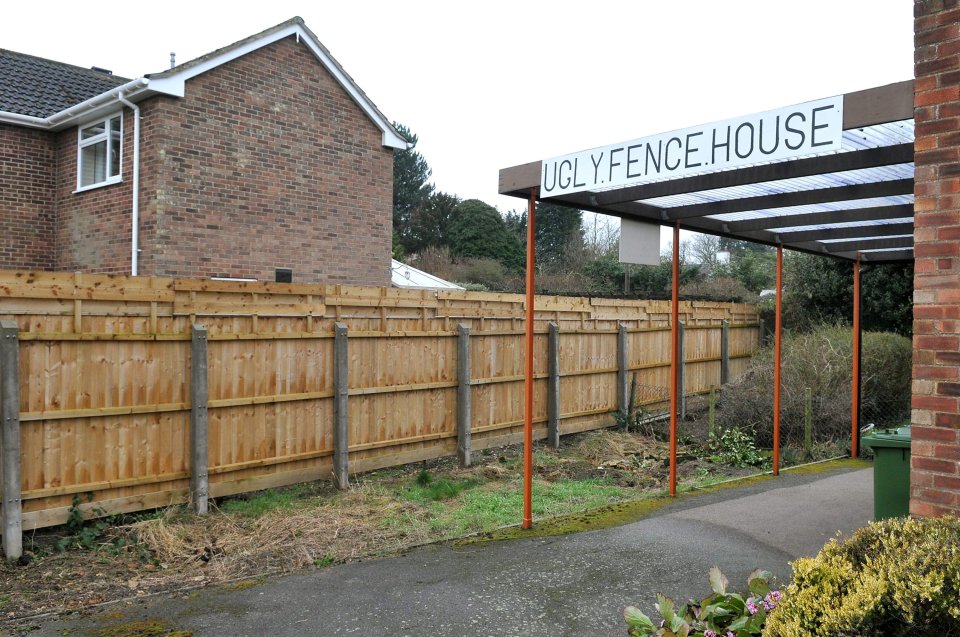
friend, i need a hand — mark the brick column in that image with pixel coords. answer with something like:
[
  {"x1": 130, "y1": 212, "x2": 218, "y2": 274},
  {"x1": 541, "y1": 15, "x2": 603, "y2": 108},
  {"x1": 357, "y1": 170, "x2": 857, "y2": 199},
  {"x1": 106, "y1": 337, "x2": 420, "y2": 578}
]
[{"x1": 911, "y1": 0, "x2": 960, "y2": 517}]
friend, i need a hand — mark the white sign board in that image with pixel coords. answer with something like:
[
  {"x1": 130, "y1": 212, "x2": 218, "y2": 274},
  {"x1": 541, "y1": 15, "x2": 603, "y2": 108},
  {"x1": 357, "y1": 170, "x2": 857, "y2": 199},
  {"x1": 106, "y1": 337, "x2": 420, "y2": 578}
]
[
  {"x1": 619, "y1": 219, "x2": 660, "y2": 266},
  {"x1": 541, "y1": 97, "x2": 843, "y2": 197}
]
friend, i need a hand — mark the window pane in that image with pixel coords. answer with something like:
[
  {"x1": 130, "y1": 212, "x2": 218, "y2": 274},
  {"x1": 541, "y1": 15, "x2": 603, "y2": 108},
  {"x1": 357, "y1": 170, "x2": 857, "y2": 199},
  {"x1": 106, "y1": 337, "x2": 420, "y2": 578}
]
[
  {"x1": 81, "y1": 122, "x2": 105, "y2": 140},
  {"x1": 80, "y1": 140, "x2": 107, "y2": 187},
  {"x1": 109, "y1": 119, "x2": 121, "y2": 177}
]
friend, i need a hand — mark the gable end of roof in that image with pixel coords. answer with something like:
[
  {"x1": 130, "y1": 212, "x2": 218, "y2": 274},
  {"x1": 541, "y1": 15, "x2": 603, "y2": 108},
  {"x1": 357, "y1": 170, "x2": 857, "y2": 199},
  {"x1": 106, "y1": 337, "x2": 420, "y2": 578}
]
[{"x1": 148, "y1": 17, "x2": 407, "y2": 150}]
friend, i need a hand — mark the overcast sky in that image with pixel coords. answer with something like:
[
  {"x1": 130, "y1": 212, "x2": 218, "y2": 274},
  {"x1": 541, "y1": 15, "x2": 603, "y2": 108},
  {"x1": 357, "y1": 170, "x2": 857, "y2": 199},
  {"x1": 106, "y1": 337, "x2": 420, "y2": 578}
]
[{"x1": 2, "y1": 1, "x2": 913, "y2": 243}]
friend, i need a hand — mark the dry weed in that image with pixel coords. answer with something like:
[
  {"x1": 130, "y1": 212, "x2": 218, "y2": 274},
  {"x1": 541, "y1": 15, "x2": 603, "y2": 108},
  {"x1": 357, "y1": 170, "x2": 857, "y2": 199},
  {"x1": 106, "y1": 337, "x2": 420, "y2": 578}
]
[{"x1": 126, "y1": 485, "x2": 437, "y2": 579}]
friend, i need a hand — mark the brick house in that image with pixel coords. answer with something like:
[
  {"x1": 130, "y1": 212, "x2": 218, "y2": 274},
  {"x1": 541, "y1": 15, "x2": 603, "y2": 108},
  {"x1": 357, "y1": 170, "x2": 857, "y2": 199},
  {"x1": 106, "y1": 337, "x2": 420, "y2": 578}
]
[
  {"x1": 0, "y1": 17, "x2": 406, "y2": 285},
  {"x1": 911, "y1": 0, "x2": 960, "y2": 517}
]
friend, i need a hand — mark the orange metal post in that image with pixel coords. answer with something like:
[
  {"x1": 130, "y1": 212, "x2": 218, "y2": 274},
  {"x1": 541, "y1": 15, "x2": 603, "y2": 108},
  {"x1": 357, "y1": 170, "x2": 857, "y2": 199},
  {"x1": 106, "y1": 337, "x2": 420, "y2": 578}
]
[
  {"x1": 852, "y1": 256, "x2": 861, "y2": 458},
  {"x1": 669, "y1": 223, "x2": 679, "y2": 496},
  {"x1": 773, "y1": 244, "x2": 783, "y2": 476},
  {"x1": 522, "y1": 189, "x2": 536, "y2": 529}
]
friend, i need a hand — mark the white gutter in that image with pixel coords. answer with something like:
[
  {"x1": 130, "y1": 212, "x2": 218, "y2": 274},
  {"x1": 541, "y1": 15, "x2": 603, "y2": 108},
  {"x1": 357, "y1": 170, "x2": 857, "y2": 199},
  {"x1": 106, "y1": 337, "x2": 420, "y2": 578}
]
[
  {"x1": 47, "y1": 78, "x2": 148, "y2": 126},
  {"x1": 0, "y1": 77, "x2": 150, "y2": 130},
  {"x1": 117, "y1": 91, "x2": 141, "y2": 276},
  {"x1": 0, "y1": 111, "x2": 49, "y2": 127}
]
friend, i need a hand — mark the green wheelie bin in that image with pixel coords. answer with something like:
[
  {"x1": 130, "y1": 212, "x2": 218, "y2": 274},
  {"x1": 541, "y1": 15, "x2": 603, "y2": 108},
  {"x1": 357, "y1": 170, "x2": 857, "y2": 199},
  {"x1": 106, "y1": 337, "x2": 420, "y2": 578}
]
[{"x1": 862, "y1": 425, "x2": 911, "y2": 520}]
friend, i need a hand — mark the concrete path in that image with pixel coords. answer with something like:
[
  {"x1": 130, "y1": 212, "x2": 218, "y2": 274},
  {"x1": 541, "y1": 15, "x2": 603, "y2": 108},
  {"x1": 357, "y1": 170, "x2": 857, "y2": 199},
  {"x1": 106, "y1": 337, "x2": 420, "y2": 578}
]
[{"x1": 22, "y1": 466, "x2": 873, "y2": 637}]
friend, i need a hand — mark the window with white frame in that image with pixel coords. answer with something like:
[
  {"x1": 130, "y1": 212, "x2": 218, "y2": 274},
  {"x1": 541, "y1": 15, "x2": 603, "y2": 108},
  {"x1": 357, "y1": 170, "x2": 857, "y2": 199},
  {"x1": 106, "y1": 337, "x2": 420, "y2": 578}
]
[{"x1": 77, "y1": 114, "x2": 122, "y2": 189}]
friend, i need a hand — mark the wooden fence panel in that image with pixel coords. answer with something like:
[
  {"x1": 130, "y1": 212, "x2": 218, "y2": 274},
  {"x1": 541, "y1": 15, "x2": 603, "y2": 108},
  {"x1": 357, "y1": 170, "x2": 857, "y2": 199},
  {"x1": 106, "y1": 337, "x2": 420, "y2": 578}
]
[{"x1": 0, "y1": 271, "x2": 760, "y2": 530}]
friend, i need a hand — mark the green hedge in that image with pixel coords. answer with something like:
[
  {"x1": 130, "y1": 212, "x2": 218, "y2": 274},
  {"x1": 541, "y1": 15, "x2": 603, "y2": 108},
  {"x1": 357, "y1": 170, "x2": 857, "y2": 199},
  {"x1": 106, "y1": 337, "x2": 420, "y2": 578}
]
[{"x1": 764, "y1": 516, "x2": 960, "y2": 636}]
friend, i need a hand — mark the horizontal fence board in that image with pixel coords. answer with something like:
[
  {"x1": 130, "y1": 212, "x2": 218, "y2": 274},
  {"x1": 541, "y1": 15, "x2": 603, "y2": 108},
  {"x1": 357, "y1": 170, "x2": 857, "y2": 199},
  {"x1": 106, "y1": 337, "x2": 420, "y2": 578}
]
[{"x1": 0, "y1": 270, "x2": 760, "y2": 530}]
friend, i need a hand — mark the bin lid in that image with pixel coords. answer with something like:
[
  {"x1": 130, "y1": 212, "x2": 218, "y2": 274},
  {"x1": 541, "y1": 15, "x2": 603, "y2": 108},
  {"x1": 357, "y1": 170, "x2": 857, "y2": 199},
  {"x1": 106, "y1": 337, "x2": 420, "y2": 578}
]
[{"x1": 863, "y1": 425, "x2": 911, "y2": 449}]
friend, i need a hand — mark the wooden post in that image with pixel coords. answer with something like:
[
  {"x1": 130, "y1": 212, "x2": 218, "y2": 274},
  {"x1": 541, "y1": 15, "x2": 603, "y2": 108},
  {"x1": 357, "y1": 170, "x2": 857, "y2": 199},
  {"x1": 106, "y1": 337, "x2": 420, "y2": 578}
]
[
  {"x1": 333, "y1": 322, "x2": 350, "y2": 490},
  {"x1": 758, "y1": 318, "x2": 766, "y2": 348},
  {"x1": 617, "y1": 323, "x2": 628, "y2": 416},
  {"x1": 678, "y1": 320, "x2": 686, "y2": 420},
  {"x1": 189, "y1": 324, "x2": 209, "y2": 515},
  {"x1": 1, "y1": 321, "x2": 22, "y2": 561},
  {"x1": 457, "y1": 324, "x2": 472, "y2": 467},
  {"x1": 805, "y1": 387, "x2": 813, "y2": 460},
  {"x1": 547, "y1": 322, "x2": 560, "y2": 448},
  {"x1": 708, "y1": 386, "x2": 716, "y2": 439},
  {"x1": 720, "y1": 320, "x2": 730, "y2": 386}
]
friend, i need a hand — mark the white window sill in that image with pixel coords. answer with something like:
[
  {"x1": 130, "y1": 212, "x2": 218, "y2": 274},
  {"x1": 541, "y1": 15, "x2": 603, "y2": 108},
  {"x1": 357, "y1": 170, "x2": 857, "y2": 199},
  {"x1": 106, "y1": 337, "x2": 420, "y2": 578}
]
[{"x1": 73, "y1": 176, "x2": 123, "y2": 194}]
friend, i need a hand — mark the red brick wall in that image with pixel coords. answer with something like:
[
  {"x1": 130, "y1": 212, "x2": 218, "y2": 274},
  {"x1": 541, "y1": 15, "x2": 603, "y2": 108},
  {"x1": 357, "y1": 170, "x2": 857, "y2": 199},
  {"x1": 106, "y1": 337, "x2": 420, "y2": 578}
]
[
  {"x1": 0, "y1": 124, "x2": 56, "y2": 269},
  {"x1": 911, "y1": 0, "x2": 960, "y2": 517},
  {"x1": 54, "y1": 112, "x2": 135, "y2": 274},
  {"x1": 142, "y1": 35, "x2": 393, "y2": 285}
]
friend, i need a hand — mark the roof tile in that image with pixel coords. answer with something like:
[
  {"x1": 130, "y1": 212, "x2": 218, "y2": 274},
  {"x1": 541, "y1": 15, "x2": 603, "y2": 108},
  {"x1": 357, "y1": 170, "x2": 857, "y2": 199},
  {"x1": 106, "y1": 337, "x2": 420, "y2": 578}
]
[{"x1": 0, "y1": 50, "x2": 129, "y2": 118}]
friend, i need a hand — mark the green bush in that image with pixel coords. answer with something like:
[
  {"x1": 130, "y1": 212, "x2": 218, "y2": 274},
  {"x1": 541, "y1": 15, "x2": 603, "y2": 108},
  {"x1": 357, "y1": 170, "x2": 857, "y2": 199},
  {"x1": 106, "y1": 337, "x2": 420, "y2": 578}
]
[
  {"x1": 705, "y1": 428, "x2": 770, "y2": 469},
  {"x1": 763, "y1": 516, "x2": 960, "y2": 636},
  {"x1": 716, "y1": 326, "x2": 911, "y2": 446}
]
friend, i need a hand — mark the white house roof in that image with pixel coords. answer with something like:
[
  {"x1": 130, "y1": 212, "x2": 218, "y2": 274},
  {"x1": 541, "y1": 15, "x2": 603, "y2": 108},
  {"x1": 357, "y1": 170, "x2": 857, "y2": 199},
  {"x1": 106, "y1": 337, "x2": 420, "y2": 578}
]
[{"x1": 391, "y1": 260, "x2": 464, "y2": 290}]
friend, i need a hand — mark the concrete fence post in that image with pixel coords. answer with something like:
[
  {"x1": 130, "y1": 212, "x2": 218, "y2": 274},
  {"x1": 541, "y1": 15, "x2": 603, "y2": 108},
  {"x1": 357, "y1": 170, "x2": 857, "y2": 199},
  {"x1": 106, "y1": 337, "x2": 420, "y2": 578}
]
[
  {"x1": 457, "y1": 324, "x2": 472, "y2": 467},
  {"x1": 547, "y1": 322, "x2": 560, "y2": 448},
  {"x1": 617, "y1": 324, "x2": 628, "y2": 417},
  {"x1": 721, "y1": 320, "x2": 730, "y2": 386},
  {"x1": 678, "y1": 320, "x2": 686, "y2": 420},
  {"x1": 189, "y1": 324, "x2": 209, "y2": 515},
  {"x1": 1, "y1": 320, "x2": 22, "y2": 561},
  {"x1": 333, "y1": 323, "x2": 350, "y2": 490}
]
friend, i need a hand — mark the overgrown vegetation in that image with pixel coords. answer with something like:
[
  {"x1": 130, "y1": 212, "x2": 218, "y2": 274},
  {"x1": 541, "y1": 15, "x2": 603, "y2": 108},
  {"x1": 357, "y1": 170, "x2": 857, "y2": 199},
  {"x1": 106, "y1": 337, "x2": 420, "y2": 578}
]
[
  {"x1": 715, "y1": 326, "x2": 912, "y2": 446},
  {"x1": 704, "y1": 428, "x2": 770, "y2": 469},
  {"x1": 3, "y1": 430, "x2": 774, "y2": 620},
  {"x1": 764, "y1": 516, "x2": 960, "y2": 636}
]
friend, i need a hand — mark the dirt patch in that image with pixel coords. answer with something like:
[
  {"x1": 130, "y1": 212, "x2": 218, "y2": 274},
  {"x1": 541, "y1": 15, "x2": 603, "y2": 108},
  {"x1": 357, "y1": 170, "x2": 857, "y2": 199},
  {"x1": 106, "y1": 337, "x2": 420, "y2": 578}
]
[{"x1": 0, "y1": 429, "x2": 834, "y2": 627}]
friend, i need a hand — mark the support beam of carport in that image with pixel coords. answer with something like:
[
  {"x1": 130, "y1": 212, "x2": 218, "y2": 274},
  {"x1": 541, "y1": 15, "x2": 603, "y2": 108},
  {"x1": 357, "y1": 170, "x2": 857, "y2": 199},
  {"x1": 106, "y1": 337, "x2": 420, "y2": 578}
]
[
  {"x1": 770, "y1": 222, "x2": 914, "y2": 244},
  {"x1": 594, "y1": 144, "x2": 913, "y2": 207},
  {"x1": 661, "y1": 179, "x2": 914, "y2": 222},
  {"x1": 726, "y1": 203, "x2": 913, "y2": 232},
  {"x1": 852, "y1": 257, "x2": 862, "y2": 458},
  {"x1": 669, "y1": 223, "x2": 680, "y2": 496},
  {"x1": 522, "y1": 189, "x2": 536, "y2": 530},
  {"x1": 773, "y1": 245, "x2": 783, "y2": 476}
]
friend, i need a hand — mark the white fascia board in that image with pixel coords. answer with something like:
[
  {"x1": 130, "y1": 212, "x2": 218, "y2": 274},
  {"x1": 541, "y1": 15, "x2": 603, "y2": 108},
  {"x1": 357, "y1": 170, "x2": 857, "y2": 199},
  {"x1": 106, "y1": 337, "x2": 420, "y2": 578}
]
[
  {"x1": 143, "y1": 77, "x2": 185, "y2": 98},
  {"x1": 293, "y1": 26, "x2": 407, "y2": 150}
]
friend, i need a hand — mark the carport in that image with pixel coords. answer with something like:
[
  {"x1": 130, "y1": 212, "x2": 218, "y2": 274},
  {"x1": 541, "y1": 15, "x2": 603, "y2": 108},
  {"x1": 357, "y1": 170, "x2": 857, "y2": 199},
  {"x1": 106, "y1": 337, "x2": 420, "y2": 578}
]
[{"x1": 499, "y1": 80, "x2": 915, "y2": 527}]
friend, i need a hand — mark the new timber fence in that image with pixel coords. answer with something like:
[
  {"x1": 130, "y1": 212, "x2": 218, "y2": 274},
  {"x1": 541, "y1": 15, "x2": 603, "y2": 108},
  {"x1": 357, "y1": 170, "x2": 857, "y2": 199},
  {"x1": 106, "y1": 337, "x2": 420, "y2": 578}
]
[{"x1": 0, "y1": 271, "x2": 760, "y2": 556}]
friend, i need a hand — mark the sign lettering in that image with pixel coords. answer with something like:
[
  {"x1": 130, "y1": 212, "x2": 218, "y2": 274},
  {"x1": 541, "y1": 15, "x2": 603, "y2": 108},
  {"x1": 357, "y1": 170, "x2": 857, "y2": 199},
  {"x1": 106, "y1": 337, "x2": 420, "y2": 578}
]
[{"x1": 540, "y1": 97, "x2": 843, "y2": 196}]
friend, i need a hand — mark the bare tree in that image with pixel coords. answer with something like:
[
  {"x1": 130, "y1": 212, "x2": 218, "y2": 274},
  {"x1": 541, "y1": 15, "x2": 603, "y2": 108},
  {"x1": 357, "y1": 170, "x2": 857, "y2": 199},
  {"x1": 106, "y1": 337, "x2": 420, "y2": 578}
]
[
  {"x1": 660, "y1": 237, "x2": 692, "y2": 265},
  {"x1": 583, "y1": 213, "x2": 620, "y2": 259},
  {"x1": 689, "y1": 233, "x2": 722, "y2": 271}
]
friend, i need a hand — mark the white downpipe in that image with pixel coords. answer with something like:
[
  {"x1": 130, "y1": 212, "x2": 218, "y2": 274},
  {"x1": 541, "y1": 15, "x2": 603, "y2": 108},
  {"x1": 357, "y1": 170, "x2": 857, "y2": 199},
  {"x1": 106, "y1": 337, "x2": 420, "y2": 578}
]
[{"x1": 117, "y1": 92, "x2": 141, "y2": 276}]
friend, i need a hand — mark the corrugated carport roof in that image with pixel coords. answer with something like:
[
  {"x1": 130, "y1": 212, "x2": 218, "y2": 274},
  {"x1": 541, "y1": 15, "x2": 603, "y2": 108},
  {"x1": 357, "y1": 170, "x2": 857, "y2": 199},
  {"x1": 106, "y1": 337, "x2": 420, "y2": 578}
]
[{"x1": 499, "y1": 80, "x2": 915, "y2": 263}]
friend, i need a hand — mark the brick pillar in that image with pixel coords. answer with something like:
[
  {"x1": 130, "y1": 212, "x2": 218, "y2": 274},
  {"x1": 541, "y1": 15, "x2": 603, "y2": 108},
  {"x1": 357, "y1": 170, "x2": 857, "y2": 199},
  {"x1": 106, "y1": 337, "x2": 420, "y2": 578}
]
[{"x1": 911, "y1": 0, "x2": 960, "y2": 517}]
